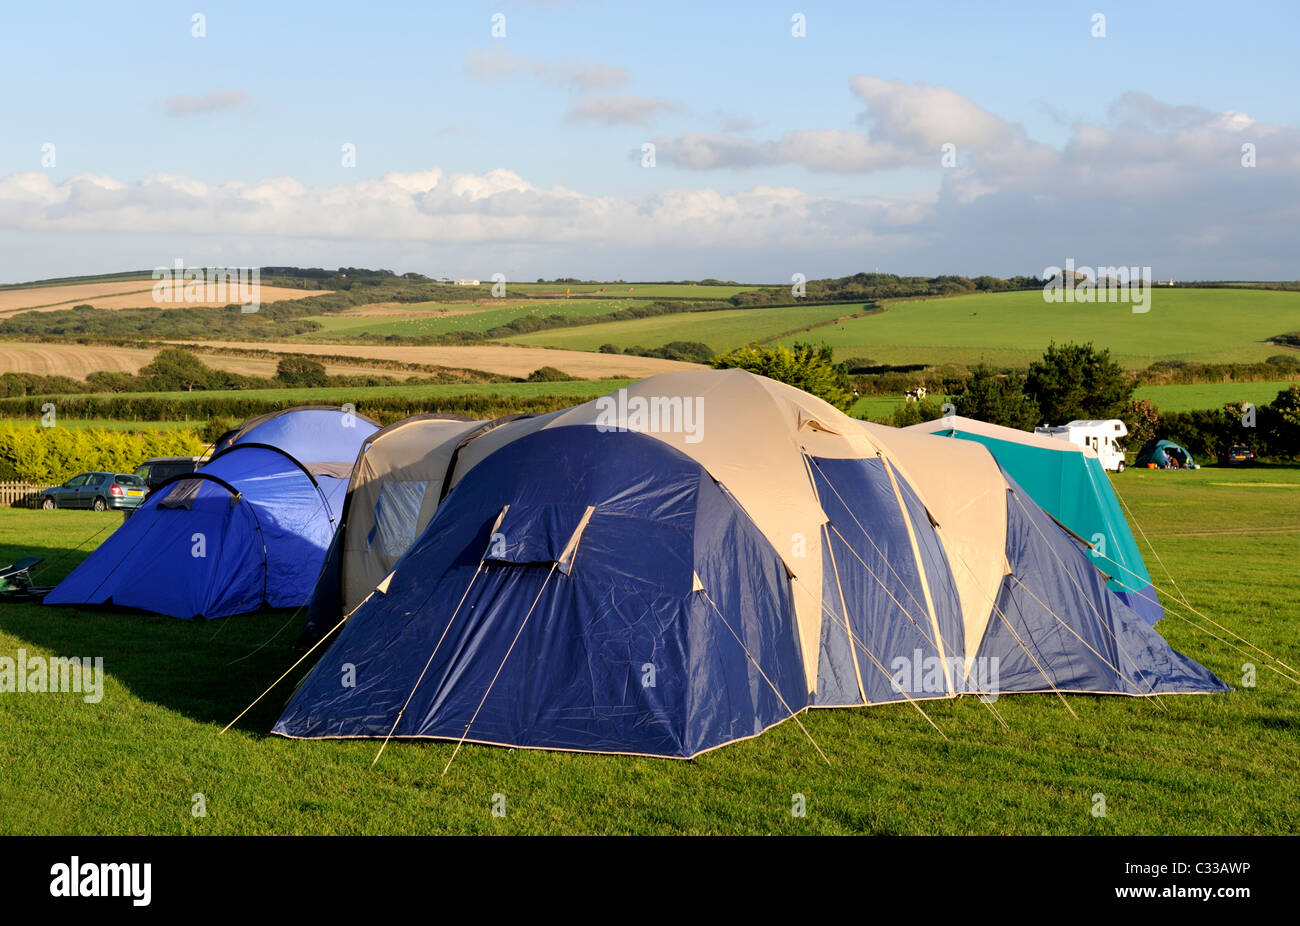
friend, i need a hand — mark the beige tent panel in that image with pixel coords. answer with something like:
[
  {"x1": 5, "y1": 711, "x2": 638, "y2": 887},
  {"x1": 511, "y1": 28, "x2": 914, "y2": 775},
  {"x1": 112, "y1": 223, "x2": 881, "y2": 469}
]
[
  {"x1": 341, "y1": 416, "x2": 487, "y2": 612},
  {"x1": 859, "y1": 422, "x2": 1010, "y2": 667}
]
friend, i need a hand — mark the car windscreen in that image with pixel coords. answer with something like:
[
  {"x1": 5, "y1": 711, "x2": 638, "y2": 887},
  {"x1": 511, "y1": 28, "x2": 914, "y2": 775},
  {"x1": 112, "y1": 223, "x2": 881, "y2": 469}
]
[{"x1": 115, "y1": 475, "x2": 146, "y2": 487}]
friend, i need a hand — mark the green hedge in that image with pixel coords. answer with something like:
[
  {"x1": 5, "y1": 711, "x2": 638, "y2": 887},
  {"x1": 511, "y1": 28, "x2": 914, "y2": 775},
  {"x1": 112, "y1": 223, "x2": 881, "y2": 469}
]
[
  {"x1": 0, "y1": 424, "x2": 206, "y2": 484},
  {"x1": 0, "y1": 392, "x2": 589, "y2": 428}
]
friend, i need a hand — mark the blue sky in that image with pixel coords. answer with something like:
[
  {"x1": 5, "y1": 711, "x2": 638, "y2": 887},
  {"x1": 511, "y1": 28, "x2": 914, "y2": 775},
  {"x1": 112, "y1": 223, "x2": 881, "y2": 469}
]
[{"x1": 2, "y1": 0, "x2": 1298, "y2": 281}]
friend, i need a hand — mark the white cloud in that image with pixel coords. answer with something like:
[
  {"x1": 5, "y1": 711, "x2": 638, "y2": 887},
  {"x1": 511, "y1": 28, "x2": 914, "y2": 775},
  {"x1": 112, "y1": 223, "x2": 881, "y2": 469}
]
[
  {"x1": 565, "y1": 94, "x2": 680, "y2": 126},
  {"x1": 0, "y1": 166, "x2": 923, "y2": 257},
  {"x1": 464, "y1": 46, "x2": 630, "y2": 93},
  {"x1": 164, "y1": 89, "x2": 248, "y2": 117}
]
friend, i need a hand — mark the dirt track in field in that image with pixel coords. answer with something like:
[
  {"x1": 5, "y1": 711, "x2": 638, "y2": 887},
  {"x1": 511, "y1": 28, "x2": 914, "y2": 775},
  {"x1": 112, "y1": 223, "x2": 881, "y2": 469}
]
[{"x1": 170, "y1": 341, "x2": 699, "y2": 378}]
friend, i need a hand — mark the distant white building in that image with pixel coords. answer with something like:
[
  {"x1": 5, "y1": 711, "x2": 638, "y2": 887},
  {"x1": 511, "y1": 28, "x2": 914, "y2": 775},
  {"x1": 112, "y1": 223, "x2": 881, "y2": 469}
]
[{"x1": 454, "y1": 278, "x2": 480, "y2": 286}]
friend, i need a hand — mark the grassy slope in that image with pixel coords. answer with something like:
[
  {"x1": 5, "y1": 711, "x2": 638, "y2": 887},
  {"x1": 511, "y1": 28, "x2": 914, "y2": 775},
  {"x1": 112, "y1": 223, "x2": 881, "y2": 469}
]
[
  {"x1": 0, "y1": 467, "x2": 1296, "y2": 835},
  {"x1": 852, "y1": 380, "x2": 1298, "y2": 422},
  {"x1": 509, "y1": 283, "x2": 760, "y2": 299},
  {"x1": 770, "y1": 288, "x2": 1300, "y2": 369},
  {"x1": 296, "y1": 299, "x2": 658, "y2": 340},
  {"x1": 1135, "y1": 380, "x2": 1299, "y2": 412},
  {"x1": 505, "y1": 303, "x2": 867, "y2": 353}
]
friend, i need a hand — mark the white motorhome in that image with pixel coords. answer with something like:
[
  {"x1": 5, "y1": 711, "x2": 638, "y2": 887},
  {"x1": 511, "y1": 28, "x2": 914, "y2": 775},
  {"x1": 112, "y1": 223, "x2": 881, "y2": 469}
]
[{"x1": 1034, "y1": 419, "x2": 1129, "y2": 472}]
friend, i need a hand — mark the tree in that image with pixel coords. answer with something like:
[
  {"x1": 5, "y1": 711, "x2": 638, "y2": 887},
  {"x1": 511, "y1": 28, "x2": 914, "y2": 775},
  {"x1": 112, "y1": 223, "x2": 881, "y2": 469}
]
[
  {"x1": 711, "y1": 342, "x2": 851, "y2": 410},
  {"x1": 890, "y1": 396, "x2": 945, "y2": 428},
  {"x1": 140, "y1": 349, "x2": 212, "y2": 392},
  {"x1": 526, "y1": 366, "x2": 572, "y2": 382},
  {"x1": 950, "y1": 364, "x2": 1041, "y2": 430},
  {"x1": 276, "y1": 356, "x2": 328, "y2": 388},
  {"x1": 1026, "y1": 341, "x2": 1134, "y2": 424},
  {"x1": 1121, "y1": 398, "x2": 1161, "y2": 448},
  {"x1": 1262, "y1": 384, "x2": 1300, "y2": 458}
]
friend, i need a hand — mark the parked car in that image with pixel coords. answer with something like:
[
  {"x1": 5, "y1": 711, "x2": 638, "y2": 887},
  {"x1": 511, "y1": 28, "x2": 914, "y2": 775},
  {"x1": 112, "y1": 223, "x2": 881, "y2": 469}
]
[
  {"x1": 133, "y1": 456, "x2": 203, "y2": 494},
  {"x1": 40, "y1": 473, "x2": 147, "y2": 511},
  {"x1": 1220, "y1": 443, "x2": 1256, "y2": 466}
]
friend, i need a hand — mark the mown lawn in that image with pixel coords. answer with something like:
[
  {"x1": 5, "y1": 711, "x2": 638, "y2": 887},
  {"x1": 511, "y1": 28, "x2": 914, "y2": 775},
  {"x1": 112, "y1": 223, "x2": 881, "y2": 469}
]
[{"x1": 0, "y1": 467, "x2": 1296, "y2": 835}]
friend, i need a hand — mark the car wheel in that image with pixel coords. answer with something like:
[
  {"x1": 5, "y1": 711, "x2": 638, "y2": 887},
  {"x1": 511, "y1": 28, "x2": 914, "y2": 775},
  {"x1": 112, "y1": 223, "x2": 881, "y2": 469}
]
[
  {"x1": 92, "y1": 497, "x2": 107, "y2": 512},
  {"x1": 1116, "y1": 460, "x2": 1126, "y2": 473},
  {"x1": 41, "y1": 496, "x2": 55, "y2": 510}
]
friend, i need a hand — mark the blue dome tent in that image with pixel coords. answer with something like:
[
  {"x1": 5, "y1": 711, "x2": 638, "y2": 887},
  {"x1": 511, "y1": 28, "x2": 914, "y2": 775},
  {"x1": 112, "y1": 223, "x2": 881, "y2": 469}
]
[{"x1": 45, "y1": 406, "x2": 379, "y2": 620}]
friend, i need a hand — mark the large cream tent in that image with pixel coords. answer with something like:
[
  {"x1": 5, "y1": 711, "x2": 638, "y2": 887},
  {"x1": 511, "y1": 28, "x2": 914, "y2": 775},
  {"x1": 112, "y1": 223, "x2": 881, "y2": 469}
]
[{"x1": 277, "y1": 370, "x2": 1226, "y2": 758}]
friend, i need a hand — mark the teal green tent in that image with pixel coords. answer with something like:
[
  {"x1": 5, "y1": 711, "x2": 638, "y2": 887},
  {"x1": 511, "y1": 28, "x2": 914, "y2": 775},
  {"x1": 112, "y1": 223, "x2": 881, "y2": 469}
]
[
  {"x1": 904, "y1": 415, "x2": 1162, "y2": 624},
  {"x1": 1136, "y1": 438, "x2": 1196, "y2": 469}
]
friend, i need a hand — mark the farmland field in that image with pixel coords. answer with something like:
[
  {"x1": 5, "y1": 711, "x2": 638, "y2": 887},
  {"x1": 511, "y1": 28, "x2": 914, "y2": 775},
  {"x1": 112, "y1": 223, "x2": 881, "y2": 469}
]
[
  {"x1": 1134, "y1": 379, "x2": 1298, "y2": 412},
  {"x1": 505, "y1": 303, "x2": 870, "y2": 353},
  {"x1": 850, "y1": 379, "x2": 1299, "y2": 423},
  {"x1": 0, "y1": 465, "x2": 1295, "y2": 834},
  {"x1": 0, "y1": 341, "x2": 420, "y2": 380},
  {"x1": 770, "y1": 288, "x2": 1300, "y2": 369},
  {"x1": 296, "y1": 298, "x2": 659, "y2": 340},
  {"x1": 0, "y1": 280, "x2": 324, "y2": 316},
  {"x1": 172, "y1": 341, "x2": 699, "y2": 378},
  {"x1": 509, "y1": 282, "x2": 760, "y2": 299}
]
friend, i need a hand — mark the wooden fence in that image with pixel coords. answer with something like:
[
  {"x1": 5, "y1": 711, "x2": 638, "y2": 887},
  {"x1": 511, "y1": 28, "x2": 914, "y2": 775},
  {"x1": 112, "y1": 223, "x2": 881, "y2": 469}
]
[{"x1": 0, "y1": 482, "x2": 56, "y2": 509}]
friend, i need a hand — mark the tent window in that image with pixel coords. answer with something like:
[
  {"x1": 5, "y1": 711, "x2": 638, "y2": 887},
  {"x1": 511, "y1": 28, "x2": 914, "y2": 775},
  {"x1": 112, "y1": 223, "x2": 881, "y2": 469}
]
[{"x1": 367, "y1": 481, "x2": 428, "y2": 556}]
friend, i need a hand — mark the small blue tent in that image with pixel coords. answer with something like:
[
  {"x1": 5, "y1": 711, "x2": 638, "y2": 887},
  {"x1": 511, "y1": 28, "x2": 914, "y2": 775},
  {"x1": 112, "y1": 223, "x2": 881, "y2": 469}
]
[{"x1": 45, "y1": 407, "x2": 378, "y2": 619}]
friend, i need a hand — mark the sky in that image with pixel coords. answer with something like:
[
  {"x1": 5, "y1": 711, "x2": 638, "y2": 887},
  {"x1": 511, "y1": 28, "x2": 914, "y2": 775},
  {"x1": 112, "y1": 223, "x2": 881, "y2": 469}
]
[{"x1": 1, "y1": 0, "x2": 1298, "y2": 283}]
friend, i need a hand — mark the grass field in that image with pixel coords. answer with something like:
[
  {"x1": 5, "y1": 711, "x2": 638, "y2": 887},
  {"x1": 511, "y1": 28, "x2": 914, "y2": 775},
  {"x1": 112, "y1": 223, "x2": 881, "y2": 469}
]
[
  {"x1": 768, "y1": 289, "x2": 1300, "y2": 369},
  {"x1": 1135, "y1": 380, "x2": 1299, "y2": 412},
  {"x1": 509, "y1": 283, "x2": 760, "y2": 299},
  {"x1": 1, "y1": 466, "x2": 1295, "y2": 835},
  {"x1": 849, "y1": 394, "x2": 952, "y2": 420},
  {"x1": 165, "y1": 341, "x2": 696, "y2": 379},
  {"x1": 505, "y1": 303, "x2": 869, "y2": 353},
  {"x1": 852, "y1": 380, "x2": 1299, "y2": 421},
  {"x1": 296, "y1": 298, "x2": 658, "y2": 340}
]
